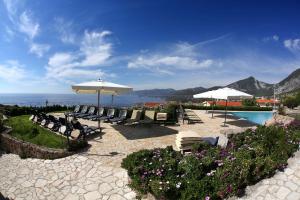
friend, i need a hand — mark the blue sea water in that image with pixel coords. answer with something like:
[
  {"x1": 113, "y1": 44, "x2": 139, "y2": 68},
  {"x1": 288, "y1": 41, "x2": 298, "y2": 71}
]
[
  {"x1": 230, "y1": 111, "x2": 273, "y2": 125},
  {"x1": 0, "y1": 93, "x2": 163, "y2": 107}
]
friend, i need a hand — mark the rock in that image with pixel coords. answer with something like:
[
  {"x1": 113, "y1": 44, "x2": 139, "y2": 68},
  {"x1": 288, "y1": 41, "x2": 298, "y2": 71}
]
[
  {"x1": 35, "y1": 179, "x2": 48, "y2": 187},
  {"x1": 276, "y1": 187, "x2": 291, "y2": 199},
  {"x1": 286, "y1": 192, "x2": 300, "y2": 200},
  {"x1": 109, "y1": 194, "x2": 126, "y2": 200},
  {"x1": 64, "y1": 194, "x2": 79, "y2": 200},
  {"x1": 99, "y1": 183, "x2": 112, "y2": 194},
  {"x1": 22, "y1": 181, "x2": 33, "y2": 188},
  {"x1": 286, "y1": 182, "x2": 298, "y2": 191},
  {"x1": 265, "y1": 114, "x2": 294, "y2": 126},
  {"x1": 84, "y1": 191, "x2": 102, "y2": 200},
  {"x1": 85, "y1": 183, "x2": 99, "y2": 191}
]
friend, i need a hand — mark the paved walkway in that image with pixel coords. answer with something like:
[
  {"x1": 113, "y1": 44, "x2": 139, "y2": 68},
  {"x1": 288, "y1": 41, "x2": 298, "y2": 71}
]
[
  {"x1": 0, "y1": 110, "x2": 299, "y2": 200},
  {"x1": 237, "y1": 151, "x2": 300, "y2": 200}
]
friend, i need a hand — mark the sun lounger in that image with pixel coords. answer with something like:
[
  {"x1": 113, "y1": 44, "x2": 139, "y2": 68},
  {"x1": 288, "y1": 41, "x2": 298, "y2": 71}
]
[
  {"x1": 125, "y1": 110, "x2": 142, "y2": 125},
  {"x1": 71, "y1": 120, "x2": 98, "y2": 139},
  {"x1": 58, "y1": 117, "x2": 73, "y2": 136},
  {"x1": 109, "y1": 109, "x2": 127, "y2": 124},
  {"x1": 73, "y1": 105, "x2": 88, "y2": 117},
  {"x1": 88, "y1": 107, "x2": 104, "y2": 121},
  {"x1": 176, "y1": 131, "x2": 219, "y2": 151},
  {"x1": 66, "y1": 105, "x2": 81, "y2": 117},
  {"x1": 77, "y1": 106, "x2": 95, "y2": 118},
  {"x1": 140, "y1": 110, "x2": 155, "y2": 124},
  {"x1": 183, "y1": 109, "x2": 202, "y2": 124},
  {"x1": 155, "y1": 112, "x2": 168, "y2": 125},
  {"x1": 99, "y1": 108, "x2": 115, "y2": 121},
  {"x1": 47, "y1": 115, "x2": 60, "y2": 132}
]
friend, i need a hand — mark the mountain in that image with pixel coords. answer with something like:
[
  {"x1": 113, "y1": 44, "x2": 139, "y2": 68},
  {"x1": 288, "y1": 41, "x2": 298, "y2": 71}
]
[
  {"x1": 226, "y1": 76, "x2": 274, "y2": 96},
  {"x1": 133, "y1": 68, "x2": 300, "y2": 100},
  {"x1": 276, "y1": 69, "x2": 300, "y2": 94},
  {"x1": 133, "y1": 89, "x2": 175, "y2": 97}
]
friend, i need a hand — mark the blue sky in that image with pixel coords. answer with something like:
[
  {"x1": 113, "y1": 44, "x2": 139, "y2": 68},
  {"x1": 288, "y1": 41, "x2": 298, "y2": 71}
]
[{"x1": 0, "y1": 0, "x2": 300, "y2": 93}]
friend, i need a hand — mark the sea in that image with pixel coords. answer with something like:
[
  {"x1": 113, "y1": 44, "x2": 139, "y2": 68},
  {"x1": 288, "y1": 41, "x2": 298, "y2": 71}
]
[{"x1": 0, "y1": 93, "x2": 164, "y2": 107}]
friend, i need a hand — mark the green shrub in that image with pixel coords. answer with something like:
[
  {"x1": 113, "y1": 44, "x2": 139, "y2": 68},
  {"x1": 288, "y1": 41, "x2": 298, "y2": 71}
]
[
  {"x1": 182, "y1": 105, "x2": 272, "y2": 111},
  {"x1": 122, "y1": 125, "x2": 300, "y2": 199},
  {"x1": 1, "y1": 105, "x2": 72, "y2": 117},
  {"x1": 242, "y1": 98, "x2": 257, "y2": 107},
  {"x1": 281, "y1": 92, "x2": 300, "y2": 109},
  {"x1": 0, "y1": 113, "x2": 3, "y2": 132}
]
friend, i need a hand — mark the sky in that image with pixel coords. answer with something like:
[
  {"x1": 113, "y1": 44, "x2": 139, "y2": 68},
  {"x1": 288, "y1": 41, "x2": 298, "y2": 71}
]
[{"x1": 0, "y1": 0, "x2": 300, "y2": 93}]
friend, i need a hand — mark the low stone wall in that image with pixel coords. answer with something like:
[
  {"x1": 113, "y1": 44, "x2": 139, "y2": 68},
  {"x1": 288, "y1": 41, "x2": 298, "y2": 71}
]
[
  {"x1": 265, "y1": 114, "x2": 295, "y2": 126},
  {"x1": 0, "y1": 128, "x2": 73, "y2": 159}
]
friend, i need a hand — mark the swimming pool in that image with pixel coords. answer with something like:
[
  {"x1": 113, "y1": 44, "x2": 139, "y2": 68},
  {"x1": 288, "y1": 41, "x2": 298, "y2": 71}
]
[{"x1": 230, "y1": 111, "x2": 273, "y2": 125}]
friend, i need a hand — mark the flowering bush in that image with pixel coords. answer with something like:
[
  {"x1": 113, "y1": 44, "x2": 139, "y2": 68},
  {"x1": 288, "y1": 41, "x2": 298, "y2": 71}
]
[{"x1": 122, "y1": 125, "x2": 300, "y2": 200}]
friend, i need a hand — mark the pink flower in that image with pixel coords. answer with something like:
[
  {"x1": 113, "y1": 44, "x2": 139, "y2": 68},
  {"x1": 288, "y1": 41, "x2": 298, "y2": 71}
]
[{"x1": 205, "y1": 196, "x2": 210, "y2": 200}]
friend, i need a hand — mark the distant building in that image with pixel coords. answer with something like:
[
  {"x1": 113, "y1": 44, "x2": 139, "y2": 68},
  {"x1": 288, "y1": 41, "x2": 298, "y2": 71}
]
[
  {"x1": 256, "y1": 98, "x2": 280, "y2": 107},
  {"x1": 203, "y1": 101, "x2": 242, "y2": 107},
  {"x1": 144, "y1": 102, "x2": 164, "y2": 108}
]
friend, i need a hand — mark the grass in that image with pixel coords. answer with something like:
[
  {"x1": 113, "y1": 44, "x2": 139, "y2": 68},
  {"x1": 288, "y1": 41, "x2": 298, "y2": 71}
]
[{"x1": 5, "y1": 115, "x2": 68, "y2": 149}]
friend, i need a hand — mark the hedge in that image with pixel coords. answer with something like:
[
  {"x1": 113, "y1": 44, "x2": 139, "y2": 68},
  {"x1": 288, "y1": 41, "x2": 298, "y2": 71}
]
[
  {"x1": 183, "y1": 105, "x2": 273, "y2": 111},
  {"x1": 122, "y1": 123, "x2": 300, "y2": 200},
  {"x1": 0, "y1": 104, "x2": 72, "y2": 117}
]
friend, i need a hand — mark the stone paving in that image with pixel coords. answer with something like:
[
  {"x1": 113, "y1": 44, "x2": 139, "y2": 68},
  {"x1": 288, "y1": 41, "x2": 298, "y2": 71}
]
[
  {"x1": 0, "y1": 153, "x2": 135, "y2": 200},
  {"x1": 0, "y1": 110, "x2": 299, "y2": 200},
  {"x1": 237, "y1": 151, "x2": 300, "y2": 200}
]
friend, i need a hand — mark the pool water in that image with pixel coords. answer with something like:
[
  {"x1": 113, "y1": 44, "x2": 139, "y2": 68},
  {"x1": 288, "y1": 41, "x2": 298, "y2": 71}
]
[{"x1": 230, "y1": 111, "x2": 273, "y2": 125}]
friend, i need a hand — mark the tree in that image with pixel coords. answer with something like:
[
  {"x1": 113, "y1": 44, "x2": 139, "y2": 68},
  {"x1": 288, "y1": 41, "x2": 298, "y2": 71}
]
[
  {"x1": 283, "y1": 96, "x2": 298, "y2": 108},
  {"x1": 242, "y1": 97, "x2": 257, "y2": 106}
]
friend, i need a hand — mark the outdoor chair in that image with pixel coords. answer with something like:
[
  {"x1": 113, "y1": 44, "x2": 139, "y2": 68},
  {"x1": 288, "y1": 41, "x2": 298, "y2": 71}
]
[
  {"x1": 87, "y1": 107, "x2": 104, "y2": 120},
  {"x1": 109, "y1": 109, "x2": 127, "y2": 124},
  {"x1": 66, "y1": 105, "x2": 81, "y2": 117},
  {"x1": 40, "y1": 116, "x2": 50, "y2": 127},
  {"x1": 156, "y1": 112, "x2": 168, "y2": 125},
  {"x1": 125, "y1": 110, "x2": 142, "y2": 125},
  {"x1": 183, "y1": 109, "x2": 202, "y2": 124},
  {"x1": 77, "y1": 106, "x2": 95, "y2": 118},
  {"x1": 71, "y1": 120, "x2": 97, "y2": 139},
  {"x1": 47, "y1": 115, "x2": 60, "y2": 132},
  {"x1": 140, "y1": 110, "x2": 156, "y2": 124},
  {"x1": 29, "y1": 115, "x2": 35, "y2": 121},
  {"x1": 176, "y1": 131, "x2": 219, "y2": 152},
  {"x1": 99, "y1": 108, "x2": 115, "y2": 121},
  {"x1": 33, "y1": 113, "x2": 47, "y2": 124},
  {"x1": 73, "y1": 105, "x2": 88, "y2": 117},
  {"x1": 58, "y1": 117, "x2": 73, "y2": 136}
]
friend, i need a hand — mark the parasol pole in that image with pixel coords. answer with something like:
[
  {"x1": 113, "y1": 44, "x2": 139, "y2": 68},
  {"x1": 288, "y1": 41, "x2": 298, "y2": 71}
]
[{"x1": 98, "y1": 90, "x2": 101, "y2": 131}]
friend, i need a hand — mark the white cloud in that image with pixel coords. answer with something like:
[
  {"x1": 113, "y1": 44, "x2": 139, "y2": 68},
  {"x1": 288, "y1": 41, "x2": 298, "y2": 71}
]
[
  {"x1": 46, "y1": 30, "x2": 113, "y2": 81},
  {"x1": 80, "y1": 30, "x2": 112, "y2": 66},
  {"x1": 18, "y1": 11, "x2": 39, "y2": 39},
  {"x1": 3, "y1": 0, "x2": 19, "y2": 21},
  {"x1": 0, "y1": 60, "x2": 26, "y2": 81},
  {"x1": 263, "y1": 35, "x2": 280, "y2": 42},
  {"x1": 3, "y1": 1, "x2": 50, "y2": 59},
  {"x1": 29, "y1": 43, "x2": 50, "y2": 57},
  {"x1": 273, "y1": 35, "x2": 279, "y2": 41},
  {"x1": 128, "y1": 42, "x2": 218, "y2": 74},
  {"x1": 284, "y1": 38, "x2": 300, "y2": 52},
  {"x1": 128, "y1": 55, "x2": 214, "y2": 71},
  {"x1": 48, "y1": 52, "x2": 76, "y2": 68},
  {"x1": 54, "y1": 18, "x2": 76, "y2": 44}
]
